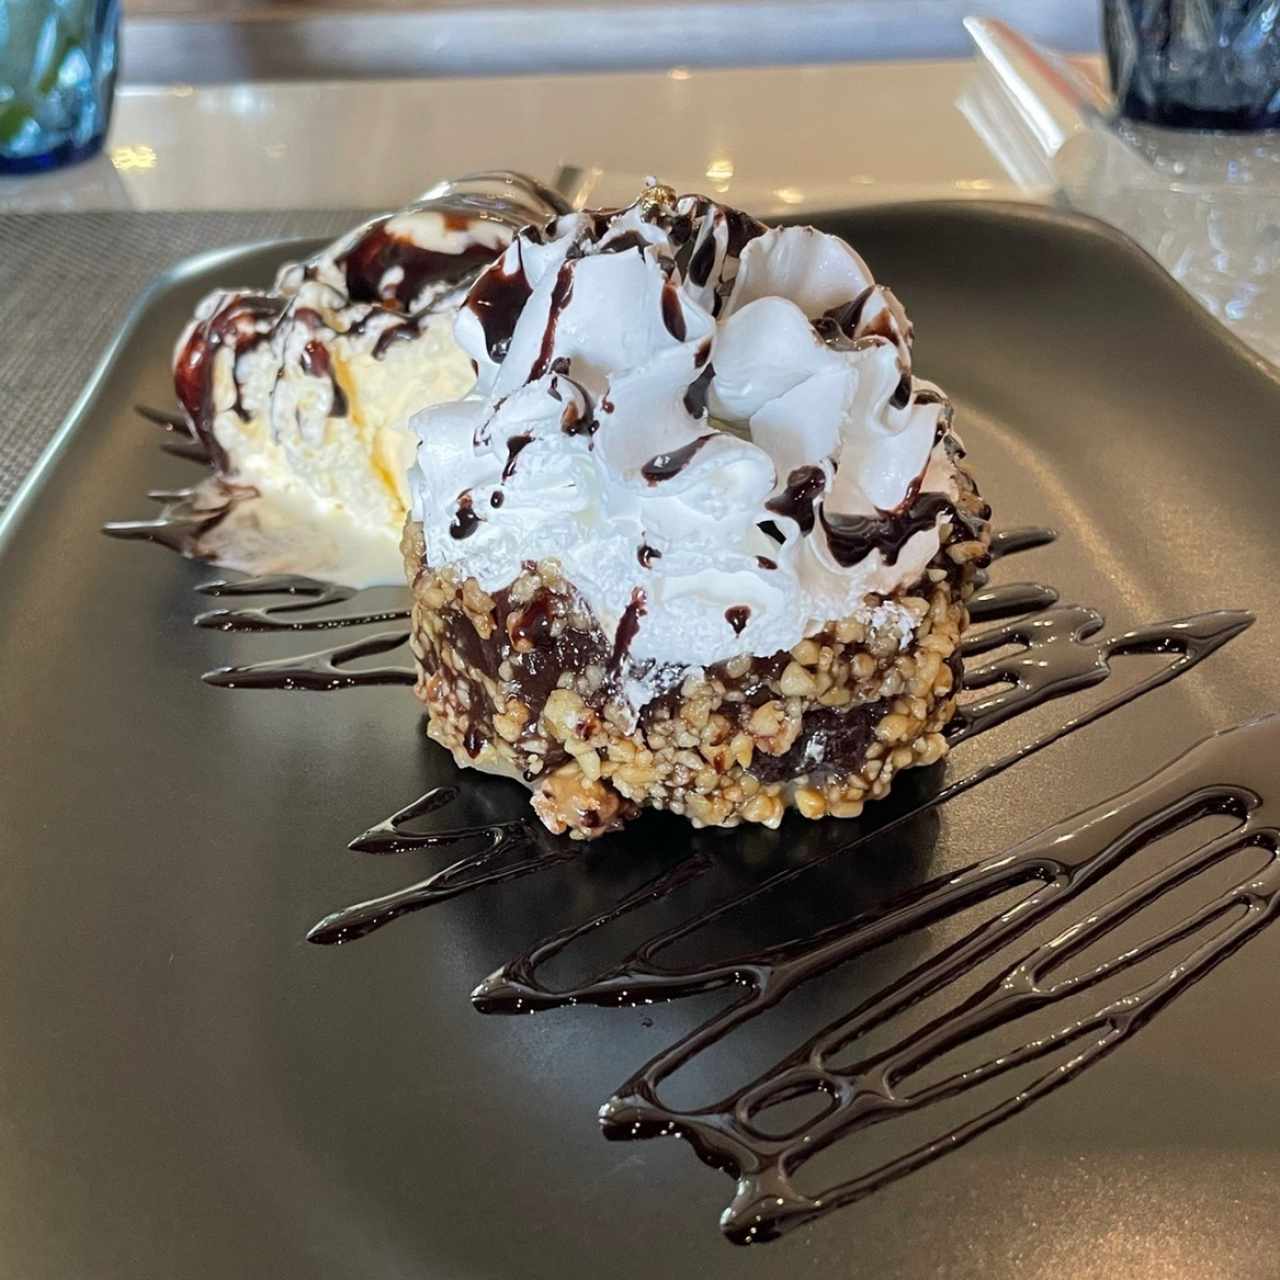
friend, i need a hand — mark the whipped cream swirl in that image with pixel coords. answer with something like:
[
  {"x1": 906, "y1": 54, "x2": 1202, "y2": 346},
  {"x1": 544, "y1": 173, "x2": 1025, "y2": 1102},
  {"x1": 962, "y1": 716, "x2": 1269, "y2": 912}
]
[{"x1": 409, "y1": 184, "x2": 974, "y2": 682}]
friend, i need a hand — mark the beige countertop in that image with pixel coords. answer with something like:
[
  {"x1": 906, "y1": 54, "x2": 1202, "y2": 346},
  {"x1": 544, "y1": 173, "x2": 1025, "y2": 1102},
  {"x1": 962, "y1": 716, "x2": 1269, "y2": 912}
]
[{"x1": 0, "y1": 58, "x2": 1050, "y2": 213}]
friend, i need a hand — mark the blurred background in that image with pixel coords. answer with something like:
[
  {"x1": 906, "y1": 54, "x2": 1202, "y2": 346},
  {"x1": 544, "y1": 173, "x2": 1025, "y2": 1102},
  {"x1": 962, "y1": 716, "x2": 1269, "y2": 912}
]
[{"x1": 117, "y1": 1, "x2": 1100, "y2": 82}]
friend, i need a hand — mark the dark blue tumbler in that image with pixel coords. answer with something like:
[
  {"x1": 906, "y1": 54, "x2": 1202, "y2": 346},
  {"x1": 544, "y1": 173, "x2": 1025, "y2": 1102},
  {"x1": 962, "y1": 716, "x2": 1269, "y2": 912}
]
[{"x1": 1105, "y1": 0, "x2": 1280, "y2": 130}]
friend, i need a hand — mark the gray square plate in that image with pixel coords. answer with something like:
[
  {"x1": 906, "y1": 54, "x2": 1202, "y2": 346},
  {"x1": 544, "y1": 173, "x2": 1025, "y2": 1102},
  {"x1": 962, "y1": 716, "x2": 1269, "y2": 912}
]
[{"x1": 3, "y1": 202, "x2": 1279, "y2": 1279}]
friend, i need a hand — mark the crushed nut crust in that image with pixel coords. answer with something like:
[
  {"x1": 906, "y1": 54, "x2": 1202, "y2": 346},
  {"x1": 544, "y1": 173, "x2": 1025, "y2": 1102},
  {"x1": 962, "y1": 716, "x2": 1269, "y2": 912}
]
[{"x1": 402, "y1": 465, "x2": 989, "y2": 839}]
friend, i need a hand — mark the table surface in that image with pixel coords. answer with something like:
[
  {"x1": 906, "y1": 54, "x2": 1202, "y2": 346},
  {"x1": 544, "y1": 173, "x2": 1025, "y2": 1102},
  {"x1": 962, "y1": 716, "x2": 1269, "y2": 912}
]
[{"x1": 0, "y1": 59, "x2": 1045, "y2": 215}]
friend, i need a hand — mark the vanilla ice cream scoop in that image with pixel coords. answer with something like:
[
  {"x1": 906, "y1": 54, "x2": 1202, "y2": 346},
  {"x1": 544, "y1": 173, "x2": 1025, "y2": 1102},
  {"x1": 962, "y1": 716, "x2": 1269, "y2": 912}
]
[{"x1": 171, "y1": 172, "x2": 569, "y2": 584}]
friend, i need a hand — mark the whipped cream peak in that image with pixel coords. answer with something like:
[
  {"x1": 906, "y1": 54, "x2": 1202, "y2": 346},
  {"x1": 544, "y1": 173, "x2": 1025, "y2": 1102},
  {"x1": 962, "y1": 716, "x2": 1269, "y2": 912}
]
[{"x1": 409, "y1": 184, "x2": 977, "y2": 694}]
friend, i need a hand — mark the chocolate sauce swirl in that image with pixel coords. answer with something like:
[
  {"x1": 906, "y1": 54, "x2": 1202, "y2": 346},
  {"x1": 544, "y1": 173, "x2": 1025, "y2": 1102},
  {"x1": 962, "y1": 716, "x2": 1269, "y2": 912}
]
[
  {"x1": 593, "y1": 714, "x2": 1280, "y2": 1243},
  {"x1": 120, "y1": 515, "x2": 1265, "y2": 1243},
  {"x1": 293, "y1": 525, "x2": 1263, "y2": 1243}
]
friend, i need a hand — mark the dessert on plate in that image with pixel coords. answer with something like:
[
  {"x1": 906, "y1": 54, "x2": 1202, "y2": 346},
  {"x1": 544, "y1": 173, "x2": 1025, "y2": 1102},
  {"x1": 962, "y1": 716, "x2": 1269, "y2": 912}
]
[
  {"x1": 403, "y1": 181, "x2": 990, "y2": 838},
  {"x1": 169, "y1": 172, "x2": 569, "y2": 584}
]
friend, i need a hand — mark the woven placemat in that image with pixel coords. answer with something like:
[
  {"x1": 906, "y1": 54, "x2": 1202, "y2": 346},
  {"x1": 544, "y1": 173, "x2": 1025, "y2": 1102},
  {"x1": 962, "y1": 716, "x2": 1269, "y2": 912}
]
[{"x1": 0, "y1": 210, "x2": 371, "y2": 512}]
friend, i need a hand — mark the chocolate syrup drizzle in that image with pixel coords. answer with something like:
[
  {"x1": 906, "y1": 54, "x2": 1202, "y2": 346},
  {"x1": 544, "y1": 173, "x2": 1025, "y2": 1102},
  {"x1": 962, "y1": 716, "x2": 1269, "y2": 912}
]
[
  {"x1": 135, "y1": 403, "x2": 212, "y2": 464},
  {"x1": 102, "y1": 480, "x2": 247, "y2": 555},
  {"x1": 185, "y1": 566, "x2": 417, "y2": 687},
  {"x1": 821, "y1": 493, "x2": 959, "y2": 568},
  {"x1": 528, "y1": 262, "x2": 575, "y2": 382},
  {"x1": 202, "y1": 630, "x2": 413, "y2": 691},
  {"x1": 134, "y1": 403, "x2": 188, "y2": 431},
  {"x1": 308, "y1": 800, "x2": 579, "y2": 943},
  {"x1": 450, "y1": 493, "x2": 482, "y2": 539},
  {"x1": 298, "y1": 339, "x2": 349, "y2": 418},
  {"x1": 468, "y1": 604, "x2": 1252, "y2": 1011},
  {"x1": 661, "y1": 281, "x2": 687, "y2": 341},
  {"x1": 153, "y1": 520, "x2": 1267, "y2": 1241},
  {"x1": 173, "y1": 295, "x2": 285, "y2": 471},
  {"x1": 337, "y1": 220, "x2": 496, "y2": 311},
  {"x1": 611, "y1": 589, "x2": 648, "y2": 669},
  {"x1": 282, "y1": 525, "x2": 1267, "y2": 1242},
  {"x1": 641, "y1": 434, "x2": 714, "y2": 484},
  {"x1": 102, "y1": 408, "x2": 268, "y2": 553},
  {"x1": 765, "y1": 466, "x2": 826, "y2": 536},
  {"x1": 683, "y1": 363, "x2": 715, "y2": 420},
  {"x1": 968, "y1": 579, "x2": 1058, "y2": 623},
  {"x1": 502, "y1": 433, "x2": 534, "y2": 481},
  {"x1": 194, "y1": 575, "x2": 409, "y2": 632},
  {"x1": 589, "y1": 714, "x2": 1280, "y2": 1243},
  {"x1": 468, "y1": 246, "x2": 533, "y2": 363}
]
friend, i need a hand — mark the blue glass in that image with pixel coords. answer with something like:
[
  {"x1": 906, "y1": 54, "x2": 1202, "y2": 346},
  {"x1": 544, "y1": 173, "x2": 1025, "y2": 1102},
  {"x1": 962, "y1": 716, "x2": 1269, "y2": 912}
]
[
  {"x1": 0, "y1": 0, "x2": 119, "y2": 173},
  {"x1": 1105, "y1": 0, "x2": 1280, "y2": 130}
]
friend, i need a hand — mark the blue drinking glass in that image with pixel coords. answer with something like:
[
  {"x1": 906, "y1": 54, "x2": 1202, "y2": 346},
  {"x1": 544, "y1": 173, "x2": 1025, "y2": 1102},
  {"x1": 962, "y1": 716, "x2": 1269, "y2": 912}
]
[
  {"x1": 1105, "y1": 0, "x2": 1280, "y2": 130},
  {"x1": 0, "y1": 0, "x2": 120, "y2": 173}
]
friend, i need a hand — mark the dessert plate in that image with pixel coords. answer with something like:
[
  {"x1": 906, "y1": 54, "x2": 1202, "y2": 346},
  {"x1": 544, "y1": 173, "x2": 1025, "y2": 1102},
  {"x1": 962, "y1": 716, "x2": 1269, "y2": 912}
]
[{"x1": 3, "y1": 202, "x2": 1279, "y2": 1279}]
